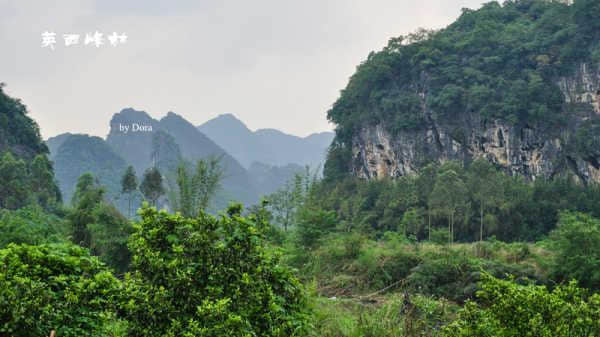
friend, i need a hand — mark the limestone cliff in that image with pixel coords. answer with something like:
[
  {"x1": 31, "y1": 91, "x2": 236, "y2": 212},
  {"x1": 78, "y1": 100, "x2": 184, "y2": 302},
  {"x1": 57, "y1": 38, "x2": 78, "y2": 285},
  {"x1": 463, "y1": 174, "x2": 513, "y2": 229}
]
[{"x1": 351, "y1": 63, "x2": 600, "y2": 183}]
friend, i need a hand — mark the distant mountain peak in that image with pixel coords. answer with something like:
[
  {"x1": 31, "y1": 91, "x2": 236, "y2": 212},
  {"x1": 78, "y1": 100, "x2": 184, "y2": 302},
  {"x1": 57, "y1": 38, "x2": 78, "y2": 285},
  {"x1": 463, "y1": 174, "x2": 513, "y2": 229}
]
[
  {"x1": 118, "y1": 107, "x2": 149, "y2": 116},
  {"x1": 201, "y1": 113, "x2": 250, "y2": 131},
  {"x1": 254, "y1": 128, "x2": 290, "y2": 137},
  {"x1": 110, "y1": 108, "x2": 154, "y2": 125},
  {"x1": 216, "y1": 113, "x2": 241, "y2": 120},
  {"x1": 198, "y1": 114, "x2": 334, "y2": 168}
]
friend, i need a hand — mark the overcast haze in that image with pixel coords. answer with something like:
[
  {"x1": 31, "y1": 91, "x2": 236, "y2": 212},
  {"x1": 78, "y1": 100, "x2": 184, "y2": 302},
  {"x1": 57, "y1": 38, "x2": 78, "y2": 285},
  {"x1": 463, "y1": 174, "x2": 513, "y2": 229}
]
[{"x1": 0, "y1": 0, "x2": 486, "y2": 139}]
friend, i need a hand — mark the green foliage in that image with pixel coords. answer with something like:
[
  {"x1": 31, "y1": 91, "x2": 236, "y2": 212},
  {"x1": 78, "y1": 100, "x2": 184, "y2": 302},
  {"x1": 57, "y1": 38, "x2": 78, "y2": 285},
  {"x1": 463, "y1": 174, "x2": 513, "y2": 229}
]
[
  {"x1": 87, "y1": 202, "x2": 133, "y2": 274},
  {"x1": 30, "y1": 154, "x2": 62, "y2": 208},
  {"x1": 0, "y1": 243, "x2": 121, "y2": 337},
  {"x1": 0, "y1": 84, "x2": 49, "y2": 159},
  {"x1": 429, "y1": 166, "x2": 469, "y2": 243},
  {"x1": 399, "y1": 207, "x2": 424, "y2": 238},
  {"x1": 289, "y1": 230, "x2": 543, "y2": 303},
  {"x1": 69, "y1": 173, "x2": 132, "y2": 272},
  {"x1": 405, "y1": 249, "x2": 481, "y2": 302},
  {"x1": 304, "y1": 160, "x2": 600, "y2": 243},
  {"x1": 296, "y1": 208, "x2": 338, "y2": 248},
  {"x1": 442, "y1": 273, "x2": 600, "y2": 337},
  {"x1": 312, "y1": 292, "x2": 456, "y2": 337},
  {"x1": 168, "y1": 157, "x2": 223, "y2": 217},
  {"x1": 0, "y1": 152, "x2": 61, "y2": 211},
  {"x1": 0, "y1": 206, "x2": 68, "y2": 248},
  {"x1": 430, "y1": 227, "x2": 450, "y2": 245},
  {"x1": 121, "y1": 165, "x2": 138, "y2": 218},
  {"x1": 122, "y1": 205, "x2": 311, "y2": 336},
  {"x1": 0, "y1": 151, "x2": 29, "y2": 209},
  {"x1": 139, "y1": 167, "x2": 165, "y2": 207},
  {"x1": 267, "y1": 167, "x2": 315, "y2": 231},
  {"x1": 548, "y1": 211, "x2": 600, "y2": 290},
  {"x1": 53, "y1": 134, "x2": 129, "y2": 211},
  {"x1": 467, "y1": 159, "x2": 505, "y2": 242},
  {"x1": 69, "y1": 173, "x2": 104, "y2": 247}
]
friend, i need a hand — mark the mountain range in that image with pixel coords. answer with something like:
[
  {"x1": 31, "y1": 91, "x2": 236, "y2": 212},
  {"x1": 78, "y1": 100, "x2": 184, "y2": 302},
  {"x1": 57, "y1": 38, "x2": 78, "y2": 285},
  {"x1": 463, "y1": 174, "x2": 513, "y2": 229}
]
[
  {"x1": 46, "y1": 109, "x2": 332, "y2": 213},
  {"x1": 198, "y1": 113, "x2": 333, "y2": 168}
]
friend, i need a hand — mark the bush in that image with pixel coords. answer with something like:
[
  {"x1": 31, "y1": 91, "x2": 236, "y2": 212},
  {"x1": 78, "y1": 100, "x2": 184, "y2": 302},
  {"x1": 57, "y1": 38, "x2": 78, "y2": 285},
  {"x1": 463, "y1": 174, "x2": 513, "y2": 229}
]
[
  {"x1": 430, "y1": 228, "x2": 450, "y2": 244},
  {"x1": 406, "y1": 249, "x2": 478, "y2": 302},
  {"x1": 442, "y1": 274, "x2": 600, "y2": 337},
  {"x1": 548, "y1": 211, "x2": 600, "y2": 290},
  {"x1": 355, "y1": 245, "x2": 421, "y2": 291},
  {"x1": 0, "y1": 206, "x2": 68, "y2": 248},
  {"x1": 121, "y1": 205, "x2": 311, "y2": 336},
  {"x1": 0, "y1": 243, "x2": 121, "y2": 337},
  {"x1": 87, "y1": 202, "x2": 133, "y2": 274},
  {"x1": 296, "y1": 208, "x2": 337, "y2": 248}
]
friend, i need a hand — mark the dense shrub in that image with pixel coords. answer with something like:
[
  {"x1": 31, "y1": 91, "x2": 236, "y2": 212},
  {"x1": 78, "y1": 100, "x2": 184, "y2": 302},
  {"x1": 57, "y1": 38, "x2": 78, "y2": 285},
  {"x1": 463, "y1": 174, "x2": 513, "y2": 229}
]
[
  {"x1": 0, "y1": 243, "x2": 121, "y2": 336},
  {"x1": 121, "y1": 205, "x2": 311, "y2": 336},
  {"x1": 442, "y1": 274, "x2": 600, "y2": 337},
  {"x1": 548, "y1": 211, "x2": 600, "y2": 290},
  {"x1": 0, "y1": 206, "x2": 69, "y2": 248}
]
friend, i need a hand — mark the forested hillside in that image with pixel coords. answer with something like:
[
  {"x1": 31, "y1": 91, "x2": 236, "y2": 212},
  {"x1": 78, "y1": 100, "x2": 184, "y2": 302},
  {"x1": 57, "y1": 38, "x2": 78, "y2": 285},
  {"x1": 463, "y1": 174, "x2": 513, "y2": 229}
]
[
  {"x1": 0, "y1": 84, "x2": 50, "y2": 159},
  {"x1": 325, "y1": 0, "x2": 600, "y2": 182},
  {"x1": 52, "y1": 134, "x2": 128, "y2": 204}
]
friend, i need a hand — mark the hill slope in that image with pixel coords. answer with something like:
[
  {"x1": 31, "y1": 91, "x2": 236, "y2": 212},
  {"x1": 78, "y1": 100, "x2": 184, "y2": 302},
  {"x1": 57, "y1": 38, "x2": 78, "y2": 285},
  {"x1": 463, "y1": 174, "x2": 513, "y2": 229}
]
[
  {"x1": 52, "y1": 134, "x2": 129, "y2": 205},
  {"x1": 0, "y1": 84, "x2": 49, "y2": 159}
]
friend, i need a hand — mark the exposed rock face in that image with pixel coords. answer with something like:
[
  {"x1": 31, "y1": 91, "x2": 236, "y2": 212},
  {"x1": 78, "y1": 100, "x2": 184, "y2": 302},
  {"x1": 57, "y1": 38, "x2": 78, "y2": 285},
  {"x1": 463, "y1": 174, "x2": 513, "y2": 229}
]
[
  {"x1": 352, "y1": 63, "x2": 600, "y2": 183},
  {"x1": 558, "y1": 63, "x2": 600, "y2": 116}
]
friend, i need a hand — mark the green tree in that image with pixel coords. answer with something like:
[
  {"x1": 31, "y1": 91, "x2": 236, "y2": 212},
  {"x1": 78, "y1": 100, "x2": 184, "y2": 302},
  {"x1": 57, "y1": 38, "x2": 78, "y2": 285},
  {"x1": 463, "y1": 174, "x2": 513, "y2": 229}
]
[
  {"x1": 0, "y1": 206, "x2": 68, "y2": 248},
  {"x1": 169, "y1": 158, "x2": 223, "y2": 217},
  {"x1": 416, "y1": 163, "x2": 438, "y2": 240},
  {"x1": 29, "y1": 154, "x2": 61, "y2": 209},
  {"x1": 429, "y1": 168, "x2": 468, "y2": 243},
  {"x1": 68, "y1": 173, "x2": 132, "y2": 273},
  {"x1": 139, "y1": 167, "x2": 165, "y2": 208},
  {"x1": 0, "y1": 243, "x2": 121, "y2": 337},
  {"x1": 400, "y1": 207, "x2": 423, "y2": 239},
  {"x1": 442, "y1": 273, "x2": 600, "y2": 337},
  {"x1": 268, "y1": 168, "x2": 314, "y2": 231},
  {"x1": 269, "y1": 182, "x2": 297, "y2": 231},
  {"x1": 467, "y1": 159, "x2": 503, "y2": 242},
  {"x1": 121, "y1": 165, "x2": 138, "y2": 218},
  {"x1": 296, "y1": 208, "x2": 338, "y2": 248},
  {"x1": 68, "y1": 173, "x2": 104, "y2": 247},
  {"x1": 87, "y1": 202, "x2": 133, "y2": 274},
  {"x1": 121, "y1": 205, "x2": 311, "y2": 336},
  {"x1": 71, "y1": 172, "x2": 96, "y2": 205},
  {"x1": 0, "y1": 152, "x2": 29, "y2": 209},
  {"x1": 549, "y1": 211, "x2": 600, "y2": 290}
]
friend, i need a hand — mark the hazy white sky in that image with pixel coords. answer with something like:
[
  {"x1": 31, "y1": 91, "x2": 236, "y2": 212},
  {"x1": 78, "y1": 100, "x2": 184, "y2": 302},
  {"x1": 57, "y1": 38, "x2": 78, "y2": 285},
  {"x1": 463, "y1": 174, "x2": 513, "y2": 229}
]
[{"x1": 0, "y1": 0, "x2": 486, "y2": 139}]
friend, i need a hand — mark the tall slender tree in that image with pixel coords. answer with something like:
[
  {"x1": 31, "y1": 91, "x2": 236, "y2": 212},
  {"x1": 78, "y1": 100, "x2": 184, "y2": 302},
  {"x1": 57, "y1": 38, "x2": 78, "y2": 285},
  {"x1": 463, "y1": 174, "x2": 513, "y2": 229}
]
[
  {"x1": 429, "y1": 169, "x2": 468, "y2": 243},
  {"x1": 467, "y1": 159, "x2": 503, "y2": 243},
  {"x1": 416, "y1": 163, "x2": 438, "y2": 240},
  {"x1": 121, "y1": 165, "x2": 138, "y2": 218}
]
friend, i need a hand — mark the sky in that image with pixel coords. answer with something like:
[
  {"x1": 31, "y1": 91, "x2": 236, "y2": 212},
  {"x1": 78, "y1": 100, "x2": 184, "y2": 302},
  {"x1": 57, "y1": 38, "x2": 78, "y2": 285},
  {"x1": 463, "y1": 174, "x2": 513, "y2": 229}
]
[{"x1": 0, "y1": 0, "x2": 486, "y2": 139}]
